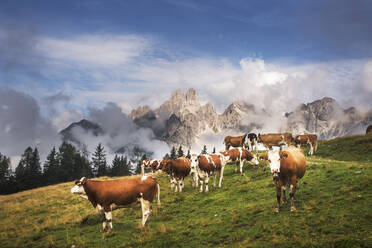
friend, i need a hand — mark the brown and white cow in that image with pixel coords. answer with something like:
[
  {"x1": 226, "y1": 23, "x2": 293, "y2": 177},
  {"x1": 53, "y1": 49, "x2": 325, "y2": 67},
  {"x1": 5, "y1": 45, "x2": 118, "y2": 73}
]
[
  {"x1": 190, "y1": 154, "x2": 228, "y2": 193},
  {"x1": 159, "y1": 157, "x2": 193, "y2": 192},
  {"x1": 267, "y1": 146, "x2": 306, "y2": 212},
  {"x1": 258, "y1": 133, "x2": 293, "y2": 150},
  {"x1": 224, "y1": 134, "x2": 250, "y2": 151},
  {"x1": 220, "y1": 147, "x2": 259, "y2": 173},
  {"x1": 293, "y1": 134, "x2": 318, "y2": 155},
  {"x1": 141, "y1": 158, "x2": 161, "y2": 175},
  {"x1": 71, "y1": 176, "x2": 160, "y2": 232}
]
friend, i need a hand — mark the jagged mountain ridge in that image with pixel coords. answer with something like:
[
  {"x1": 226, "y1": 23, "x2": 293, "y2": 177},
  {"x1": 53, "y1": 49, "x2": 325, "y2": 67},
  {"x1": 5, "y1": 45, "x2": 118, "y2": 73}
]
[
  {"x1": 131, "y1": 88, "x2": 372, "y2": 145},
  {"x1": 130, "y1": 88, "x2": 264, "y2": 147},
  {"x1": 61, "y1": 89, "x2": 372, "y2": 149}
]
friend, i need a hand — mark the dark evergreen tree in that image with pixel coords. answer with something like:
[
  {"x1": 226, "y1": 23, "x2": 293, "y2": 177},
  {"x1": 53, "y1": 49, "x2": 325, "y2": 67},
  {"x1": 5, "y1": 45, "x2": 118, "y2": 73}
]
[
  {"x1": 0, "y1": 152, "x2": 11, "y2": 181},
  {"x1": 186, "y1": 149, "x2": 191, "y2": 159},
  {"x1": 170, "y1": 146, "x2": 177, "y2": 159},
  {"x1": 177, "y1": 146, "x2": 184, "y2": 158},
  {"x1": 74, "y1": 150, "x2": 93, "y2": 179},
  {"x1": 15, "y1": 147, "x2": 41, "y2": 190},
  {"x1": 163, "y1": 153, "x2": 170, "y2": 159},
  {"x1": 58, "y1": 142, "x2": 78, "y2": 182},
  {"x1": 0, "y1": 152, "x2": 13, "y2": 194},
  {"x1": 212, "y1": 147, "x2": 216, "y2": 154},
  {"x1": 201, "y1": 145, "x2": 208, "y2": 154},
  {"x1": 43, "y1": 147, "x2": 59, "y2": 185},
  {"x1": 92, "y1": 143, "x2": 107, "y2": 177},
  {"x1": 111, "y1": 155, "x2": 131, "y2": 177}
]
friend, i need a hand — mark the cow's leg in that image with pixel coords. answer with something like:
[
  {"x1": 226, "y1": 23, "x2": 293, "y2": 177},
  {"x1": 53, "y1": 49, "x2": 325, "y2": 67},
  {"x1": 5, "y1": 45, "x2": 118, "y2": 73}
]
[
  {"x1": 239, "y1": 160, "x2": 244, "y2": 174},
  {"x1": 282, "y1": 186, "x2": 287, "y2": 203},
  {"x1": 104, "y1": 211, "x2": 113, "y2": 233},
  {"x1": 213, "y1": 172, "x2": 217, "y2": 187},
  {"x1": 235, "y1": 163, "x2": 238, "y2": 173},
  {"x1": 179, "y1": 178, "x2": 184, "y2": 192},
  {"x1": 274, "y1": 182, "x2": 281, "y2": 213},
  {"x1": 205, "y1": 175, "x2": 210, "y2": 193},
  {"x1": 218, "y1": 166, "x2": 225, "y2": 188},
  {"x1": 140, "y1": 198, "x2": 152, "y2": 227},
  {"x1": 308, "y1": 142, "x2": 314, "y2": 156},
  {"x1": 96, "y1": 204, "x2": 107, "y2": 232},
  {"x1": 174, "y1": 178, "x2": 179, "y2": 193},
  {"x1": 170, "y1": 177, "x2": 175, "y2": 190},
  {"x1": 199, "y1": 179, "x2": 204, "y2": 193},
  {"x1": 289, "y1": 181, "x2": 297, "y2": 211}
]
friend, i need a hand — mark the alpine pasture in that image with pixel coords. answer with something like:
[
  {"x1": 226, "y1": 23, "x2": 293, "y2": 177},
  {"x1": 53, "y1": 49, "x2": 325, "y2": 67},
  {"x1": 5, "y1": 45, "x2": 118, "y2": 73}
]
[{"x1": 1, "y1": 135, "x2": 371, "y2": 248}]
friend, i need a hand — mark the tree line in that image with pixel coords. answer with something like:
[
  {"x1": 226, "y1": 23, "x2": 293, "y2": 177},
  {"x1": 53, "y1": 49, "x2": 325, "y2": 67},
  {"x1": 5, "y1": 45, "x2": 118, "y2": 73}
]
[{"x1": 0, "y1": 142, "x2": 132, "y2": 195}]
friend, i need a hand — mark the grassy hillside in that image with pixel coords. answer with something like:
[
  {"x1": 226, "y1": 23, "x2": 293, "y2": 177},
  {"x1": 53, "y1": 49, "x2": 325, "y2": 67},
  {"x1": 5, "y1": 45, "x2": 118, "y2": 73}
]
[
  {"x1": 316, "y1": 134, "x2": 372, "y2": 162},
  {"x1": 1, "y1": 136, "x2": 372, "y2": 248}
]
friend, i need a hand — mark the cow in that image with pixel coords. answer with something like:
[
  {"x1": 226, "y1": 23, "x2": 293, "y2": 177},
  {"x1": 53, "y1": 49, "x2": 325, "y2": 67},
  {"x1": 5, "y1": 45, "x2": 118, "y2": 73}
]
[
  {"x1": 247, "y1": 133, "x2": 259, "y2": 151},
  {"x1": 141, "y1": 158, "x2": 161, "y2": 175},
  {"x1": 257, "y1": 133, "x2": 293, "y2": 150},
  {"x1": 293, "y1": 134, "x2": 318, "y2": 155},
  {"x1": 220, "y1": 147, "x2": 259, "y2": 173},
  {"x1": 71, "y1": 176, "x2": 160, "y2": 233},
  {"x1": 267, "y1": 146, "x2": 306, "y2": 212},
  {"x1": 224, "y1": 134, "x2": 250, "y2": 151},
  {"x1": 159, "y1": 157, "x2": 193, "y2": 192},
  {"x1": 190, "y1": 154, "x2": 228, "y2": 193}
]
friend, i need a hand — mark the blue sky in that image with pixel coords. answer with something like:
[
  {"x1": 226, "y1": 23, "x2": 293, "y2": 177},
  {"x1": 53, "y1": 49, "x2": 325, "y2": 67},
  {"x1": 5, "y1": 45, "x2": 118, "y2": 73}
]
[{"x1": 1, "y1": 0, "x2": 372, "y2": 162}]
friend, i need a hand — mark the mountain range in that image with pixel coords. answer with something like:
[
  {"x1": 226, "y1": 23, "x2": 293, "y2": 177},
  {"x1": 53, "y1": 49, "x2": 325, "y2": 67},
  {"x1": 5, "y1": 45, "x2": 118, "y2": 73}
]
[{"x1": 61, "y1": 88, "x2": 372, "y2": 150}]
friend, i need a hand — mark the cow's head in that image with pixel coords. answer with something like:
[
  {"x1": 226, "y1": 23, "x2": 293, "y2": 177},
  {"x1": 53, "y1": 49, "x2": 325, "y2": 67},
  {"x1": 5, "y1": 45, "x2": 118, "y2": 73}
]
[
  {"x1": 250, "y1": 154, "x2": 259, "y2": 165},
  {"x1": 71, "y1": 177, "x2": 87, "y2": 196},
  {"x1": 267, "y1": 151, "x2": 282, "y2": 180}
]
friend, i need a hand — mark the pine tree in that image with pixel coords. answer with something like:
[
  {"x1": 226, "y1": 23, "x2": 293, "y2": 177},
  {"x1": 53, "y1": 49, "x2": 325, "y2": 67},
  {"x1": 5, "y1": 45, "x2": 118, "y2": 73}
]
[
  {"x1": 15, "y1": 147, "x2": 41, "y2": 190},
  {"x1": 170, "y1": 146, "x2": 177, "y2": 159},
  {"x1": 186, "y1": 149, "x2": 191, "y2": 159},
  {"x1": 177, "y1": 146, "x2": 184, "y2": 158},
  {"x1": 212, "y1": 147, "x2": 216, "y2": 154},
  {"x1": 58, "y1": 142, "x2": 78, "y2": 182},
  {"x1": 92, "y1": 143, "x2": 107, "y2": 177},
  {"x1": 163, "y1": 153, "x2": 170, "y2": 159},
  {"x1": 43, "y1": 147, "x2": 59, "y2": 185},
  {"x1": 29, "y1": 147, "x2": 42, "y2": 187},
  {"x1": 0, "y1": 152, "x2": 12, "y2": 194},
  {"x1": 0, "y1": 152, "x2": 11, "y2": 181},
  {"x1": 111, "y1": 155, "x2": 131, "y2": 177},
  {"x1": 201, "y1": 145, "x2": 208, "y2": 154}
]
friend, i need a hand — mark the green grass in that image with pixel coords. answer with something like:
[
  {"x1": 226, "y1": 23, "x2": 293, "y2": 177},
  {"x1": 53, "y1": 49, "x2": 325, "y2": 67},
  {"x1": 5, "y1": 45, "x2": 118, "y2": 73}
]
[
  {"x1": 1, "y1": 135, "x2": 372, "y2": 247},
  {"x1": 316, "y1": 134, "x2": 372, "y2": 162}
]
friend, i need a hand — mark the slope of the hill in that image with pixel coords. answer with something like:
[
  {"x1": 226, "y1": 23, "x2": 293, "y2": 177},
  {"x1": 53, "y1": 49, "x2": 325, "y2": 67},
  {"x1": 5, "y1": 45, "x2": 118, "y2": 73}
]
[
  {"x1": 316, "y1": 134, "x2": 372, "y2": 162},
  {"x1": 0, "y1": 141, "x2": 371, "y2": 247}
]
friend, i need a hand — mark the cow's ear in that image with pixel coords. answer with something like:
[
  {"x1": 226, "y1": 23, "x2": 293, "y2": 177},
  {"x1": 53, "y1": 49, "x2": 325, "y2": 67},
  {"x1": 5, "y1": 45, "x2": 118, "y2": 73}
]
[{"x1": 74, "y1": 180, "x2": 80, "y2": 185}]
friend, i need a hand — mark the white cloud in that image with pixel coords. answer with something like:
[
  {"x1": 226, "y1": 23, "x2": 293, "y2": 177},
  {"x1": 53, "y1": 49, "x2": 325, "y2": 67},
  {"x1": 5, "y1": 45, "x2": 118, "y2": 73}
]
[{"x1": 38, "y1": 34, "x2": 150, "y2": 67}]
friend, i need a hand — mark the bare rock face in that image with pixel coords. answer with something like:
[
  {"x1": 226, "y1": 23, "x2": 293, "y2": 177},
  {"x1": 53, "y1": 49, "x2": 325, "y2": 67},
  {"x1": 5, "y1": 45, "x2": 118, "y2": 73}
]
[
  {"x1": 130, "y1": 88, "x2": 264, "y2": 146},
  {"x1": 286, "y1": 97, "x2": 367, "y2": 139}
]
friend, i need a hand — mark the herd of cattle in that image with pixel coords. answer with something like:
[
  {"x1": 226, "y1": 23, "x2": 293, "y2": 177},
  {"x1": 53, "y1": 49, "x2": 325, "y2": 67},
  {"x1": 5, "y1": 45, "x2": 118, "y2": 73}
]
[{"x1": 71, "y1": 133, "x2": 316, "y2": 233}]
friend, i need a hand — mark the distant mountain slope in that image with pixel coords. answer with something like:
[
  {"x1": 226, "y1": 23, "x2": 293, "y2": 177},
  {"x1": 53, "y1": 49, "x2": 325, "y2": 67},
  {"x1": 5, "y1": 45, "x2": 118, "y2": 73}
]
[
  {"x1": 286, "y1": 97, "x2": 372, "y2": 139},
  {"x1": 60, "y1": 119, "x2": 104, "y2": 144}
]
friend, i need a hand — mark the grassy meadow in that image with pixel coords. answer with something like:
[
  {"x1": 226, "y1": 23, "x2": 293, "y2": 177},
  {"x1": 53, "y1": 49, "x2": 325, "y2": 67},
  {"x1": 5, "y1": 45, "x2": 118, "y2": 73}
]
[{"x1": 1, "y1": 135, "x2": 372, "y2": 247}]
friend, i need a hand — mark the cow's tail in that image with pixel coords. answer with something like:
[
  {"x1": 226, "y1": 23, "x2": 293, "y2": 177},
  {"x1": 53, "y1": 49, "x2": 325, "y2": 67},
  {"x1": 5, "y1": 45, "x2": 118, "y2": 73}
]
[{"x1": 156, "y1": 183, "x2": 161, "y2": 209}]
